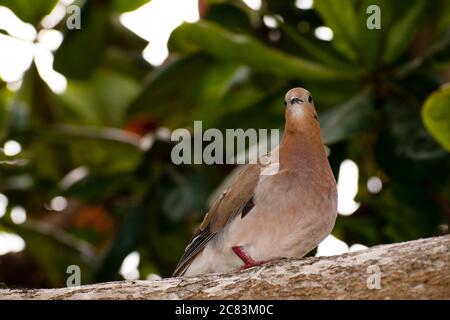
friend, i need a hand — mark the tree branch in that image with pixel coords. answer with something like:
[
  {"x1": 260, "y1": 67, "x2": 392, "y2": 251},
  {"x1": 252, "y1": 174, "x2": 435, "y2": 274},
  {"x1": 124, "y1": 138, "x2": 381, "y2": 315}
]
[{"x1": 1, "y1": 235, "x2": 449, "y2": 299}]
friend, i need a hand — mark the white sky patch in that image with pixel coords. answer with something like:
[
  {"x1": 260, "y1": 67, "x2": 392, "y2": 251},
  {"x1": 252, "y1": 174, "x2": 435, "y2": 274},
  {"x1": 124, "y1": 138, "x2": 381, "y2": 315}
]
[
  {"x1": 41, "y1": 3, "x2": 66, "y2": 29},
  {"x1": 314, "y1": 26, "x2": 333, "y2": 41},
  {"x1": 0, "y1": 33, "x2": 34, "y2": 83},
  {"x1": 37, "y1": 29, "x2": 63, "y2": 52},
  {"x1": 0, "y1": 5, "x2": 67, "y2": 93},
  {"x1": 337, "y1": 159, "x2": 360, "y2": 216},
  {"x1": 316, "y1": 236, "x2": 369, "y2": 257},
  {"x1": 34, "y1": 44, "x2": 67, "y2": 94},
  {"x1": 316, "y1": 234, "x2": 349, "y2": 257},
  {"x1": 0, "y1": 232, "x2": 26, "y2": 256},
  {"x1": 295, "y1": 0, "x2": 314, "y2": 10},
  {"x1": 0, "y1": 193, "x2": 8, "y2": 218},
  {"x1": 0, "y1": 6, "x2": 36, "y2": 41},
  {"x1": 120, "y1": 0, "x2": 199, "y2": 66},
  {"x1": 120, "y1": 251, "x2": 140, "y2": 280},
  {"x1": 60, "y1": 0, "x2": 76, "y2": 5},
  {"x1": 242, "y1": 0, "x2": 262, "y2": 11},
  {"x1": 3, "y1": 140, "x2": 22, "y2": 156},
  {"x1": 10, "y1": 206, "x2": 26, "y2": 224}
]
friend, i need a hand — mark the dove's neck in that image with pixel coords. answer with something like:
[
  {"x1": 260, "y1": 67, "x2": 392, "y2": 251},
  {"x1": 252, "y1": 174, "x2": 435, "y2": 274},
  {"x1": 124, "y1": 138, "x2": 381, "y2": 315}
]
[{"x1": 278, "y1": 123, "x2": 329, "y2": 171}]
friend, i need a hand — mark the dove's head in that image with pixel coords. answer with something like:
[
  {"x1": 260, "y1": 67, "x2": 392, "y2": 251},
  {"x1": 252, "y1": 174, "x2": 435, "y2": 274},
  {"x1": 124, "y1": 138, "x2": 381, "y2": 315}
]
[{"x1": 284, "y1": 87, "x2": 319, "y2": 133}]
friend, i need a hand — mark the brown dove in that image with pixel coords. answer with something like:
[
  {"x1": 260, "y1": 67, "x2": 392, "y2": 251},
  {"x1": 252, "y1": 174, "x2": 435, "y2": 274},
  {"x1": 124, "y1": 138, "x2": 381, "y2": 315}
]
[{"x1": 173, "y1": 87, "x2": 337, "y2": 277}]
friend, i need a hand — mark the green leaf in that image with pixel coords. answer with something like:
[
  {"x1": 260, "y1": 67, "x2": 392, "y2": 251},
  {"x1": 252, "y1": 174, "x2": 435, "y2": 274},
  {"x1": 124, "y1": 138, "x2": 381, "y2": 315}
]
[
  {"x1": 92, "y1": 70, "x2": 139, "y2": 126},
  {"x1": 112, "y1": 0, "x2": 150, "y2": 13},
  {"x1": 319, "y1": 89, "x2": 374, "y2": 145},
  {"x1": 435, "y1": 0, "x2": 450, "y2": 37},
  {"x1": 275, "y1": 17, "x2": 352, "y2": 69},
  {"x1": 41, "y1": 125, "x2": 146, "y2": 174},
  {"x1": 354, "y1": 0, "x2": 390, "y2": 69},
  {"x1": 194, "y1": 63, "x2": 251, "y2": 126},
  {"x1": 376, "y1": 98, "x2": 450, "y2": 183},
  {"x1": 127, "y1": 54, "x2": 213, "y2": 127},
  {"x1": 314, "y1": 0, "x2": 359, "y2": 61},
  {"x1": 375, "y1": 182, "x2": 443, "y2": 241},
  {"x1": 422, "y1": 84, "x2": 450, "y2": 152},
  {"x1": 162, "y1": 172, "x2": 210, "y2": 222},
  {"x1": 0, "y1": 88, "x2": 9, "y2": 140},
  {"x1": 383, "y1": 0, "x2": 428, "y2": 63},
  {"x1": 0, "y1": 0, "x2": 58, "y2": 24},
  {"x1": 203, "y1": 3, "x2": 253, "y2": 34},
  {"x1": 169, "y1": 20, "x2": 360, "y2": 81},
  {"x1": 54, "y1": 4, "x2": 108, "y2": 79},
  {"x1": 57, "y1": 70, "x2": 139, "y2": 126}
]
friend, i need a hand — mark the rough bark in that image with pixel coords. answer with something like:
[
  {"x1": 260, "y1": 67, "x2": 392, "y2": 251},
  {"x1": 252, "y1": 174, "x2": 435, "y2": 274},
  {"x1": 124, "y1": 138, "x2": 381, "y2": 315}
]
[{"x1": 1, "y1": 235, "x2": 449, "y2": 300}]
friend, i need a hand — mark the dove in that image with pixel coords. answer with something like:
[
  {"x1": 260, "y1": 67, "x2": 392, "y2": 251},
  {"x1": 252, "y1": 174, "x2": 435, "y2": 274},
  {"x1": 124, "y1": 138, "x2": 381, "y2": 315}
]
[{"x1": 172, "y1": 87, "x2": 337, "y2": 277}]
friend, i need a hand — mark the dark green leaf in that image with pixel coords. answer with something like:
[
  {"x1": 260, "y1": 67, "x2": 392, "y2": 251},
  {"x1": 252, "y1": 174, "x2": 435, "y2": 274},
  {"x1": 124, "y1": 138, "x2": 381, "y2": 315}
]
[
  {"x1": 169, "y1": 20, "x2": 360, "y2": 81},
  {"x1": 314, "y1": 0, "x2": 359, "y2": 61},
  {"x1": 128, "y1": 54, "x2": 213, "y2": 127},
  {"x1": 320, "y1": 89, "x2": 374, "y2": 145},
  {"x1": 57, "y1": 70, "x2": 139, "y2": 126},
  {"x1": 54, "y1": 4, "x2": 108, "y2": 79},
  {"x1": 41, "y1": 125, "x2": 146, "y2": 174},
  {"x1": 0, "y1": 0, "x2": 58, "y2": 24},
  {"x1": 383, "y1": 0, "x2": 428, "y2": 63},
  {"x1": 112, "y1": 0, "x2": 150, "y2": 13}
]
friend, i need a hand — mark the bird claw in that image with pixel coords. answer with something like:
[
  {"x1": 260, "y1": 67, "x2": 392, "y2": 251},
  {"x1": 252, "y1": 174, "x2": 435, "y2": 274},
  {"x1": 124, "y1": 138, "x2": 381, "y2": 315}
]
[
  {"x1": 232, "y1": 246, "x2": 271, "y2": 270},
  {"x1": 239, "y1": 260, "x2": 269, "y2": 270}
]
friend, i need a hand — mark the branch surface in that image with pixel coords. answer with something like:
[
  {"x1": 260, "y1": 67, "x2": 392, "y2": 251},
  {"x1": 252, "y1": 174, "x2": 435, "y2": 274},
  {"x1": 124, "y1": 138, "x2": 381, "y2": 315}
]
[{"x1": 1, "y1": 235, "x2": 449, "y2": 299}]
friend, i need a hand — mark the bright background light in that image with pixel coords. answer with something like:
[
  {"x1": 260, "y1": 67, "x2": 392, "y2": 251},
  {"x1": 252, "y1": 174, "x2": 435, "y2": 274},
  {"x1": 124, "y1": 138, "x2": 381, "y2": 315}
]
[
  {"x1": 337, "y1": 159, "x2": 360, "y2": 216},
  {"x1": 0, "y1": 33, "x2": 34, "y2": 83},
  {"x1": 242, "y1": 0, "x2": 262, "y2": 11},
  {"x1": 3, "y1": 140, "x2": 22, "y2": 156},
  {"x1": 316, "y1": 234, "x2": 368, "y2": 257},
  {"x1": 295, "y1": 0, "x2": 314, "y2": 10},
  {"x1": 0, "y1": 6, "x2": 36, "y2": 41},
  {"x1": 120, "y1": 251, "x2": 140, "y2": 280},
  {"x1": 0, "y1": 232, "x2": 26, "y2": 256},
  {"x1": 0, "y1": 3, "x2": 66, "y2": 93},
  {"x1": 50, "y1": 196, "x2": 68, "y2": 212},
  {"x1": 314, "y1": 26, "x2": 334, "y2": 41},
  {"x1": 263, "y1": 15, "x2": 278, "y2": 29},
  {"x1": 120, "y1": 0, "x2": 199, "y2": 66},
  {"x1": 0, "y1": 193, "x2": 8, "y2": 218},
  {"x1": 11, "y1": 206, "x2": 27, "y2": 224},
  {"x1": 367, "y1": 176, "x2": 383, "y2": 194}
]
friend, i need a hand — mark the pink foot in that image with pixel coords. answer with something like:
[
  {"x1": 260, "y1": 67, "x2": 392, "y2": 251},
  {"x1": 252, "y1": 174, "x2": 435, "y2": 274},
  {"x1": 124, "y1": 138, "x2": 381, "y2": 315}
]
[{"x1": 232, "y1": 246, "x2": 271, "y2": 270}]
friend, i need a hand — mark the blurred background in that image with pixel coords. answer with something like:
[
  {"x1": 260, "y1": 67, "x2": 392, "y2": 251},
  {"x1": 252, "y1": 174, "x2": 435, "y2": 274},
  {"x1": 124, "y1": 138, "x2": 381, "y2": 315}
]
[{"x1": 0, "y1": 0, "x2": 449, "y2": 288}]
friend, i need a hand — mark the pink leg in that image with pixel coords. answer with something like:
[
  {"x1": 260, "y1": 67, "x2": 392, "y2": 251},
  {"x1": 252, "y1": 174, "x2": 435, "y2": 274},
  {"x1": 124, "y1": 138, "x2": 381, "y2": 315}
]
[{"x1": 232, "y1": 246, "x2": 269, "y2": 270}]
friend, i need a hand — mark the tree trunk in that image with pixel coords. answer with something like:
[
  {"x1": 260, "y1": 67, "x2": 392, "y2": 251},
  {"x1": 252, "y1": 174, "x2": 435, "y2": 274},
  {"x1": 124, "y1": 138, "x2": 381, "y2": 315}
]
[{"x1": 1, "y1": 235, "x2": 449, "y2": 300}]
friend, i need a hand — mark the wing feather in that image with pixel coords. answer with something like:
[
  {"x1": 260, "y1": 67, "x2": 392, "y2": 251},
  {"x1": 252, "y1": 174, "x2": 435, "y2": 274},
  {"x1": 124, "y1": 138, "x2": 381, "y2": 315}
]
[{"x1": 172, "y1": 163, "x2": 262, "y2": 277}]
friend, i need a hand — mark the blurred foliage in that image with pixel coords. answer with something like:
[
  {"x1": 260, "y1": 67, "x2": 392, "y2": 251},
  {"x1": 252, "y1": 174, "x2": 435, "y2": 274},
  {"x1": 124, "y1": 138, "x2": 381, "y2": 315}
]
[
  {"x1": 0, "y1": 0, "x2": 449, "y2": 288},
  {"x1": 422, "y1": 85, "x2": 450, "y2": 152}
]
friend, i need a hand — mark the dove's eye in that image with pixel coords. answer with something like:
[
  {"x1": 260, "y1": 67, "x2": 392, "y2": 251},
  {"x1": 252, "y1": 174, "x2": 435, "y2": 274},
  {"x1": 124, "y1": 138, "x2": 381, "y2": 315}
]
[
  {"x1": 284, "y1": 100, "x2": 287, "y2": 107},
  {"x1": 308, "y1": 96, "x2": 313, "y2": 103}
]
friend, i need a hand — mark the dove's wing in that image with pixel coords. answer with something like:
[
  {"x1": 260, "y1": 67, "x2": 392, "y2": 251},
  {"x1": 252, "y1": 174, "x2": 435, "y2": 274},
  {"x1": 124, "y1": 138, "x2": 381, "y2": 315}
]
[{"x1": 172, "y1": 163, "x2": 262, "y2": 277}]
